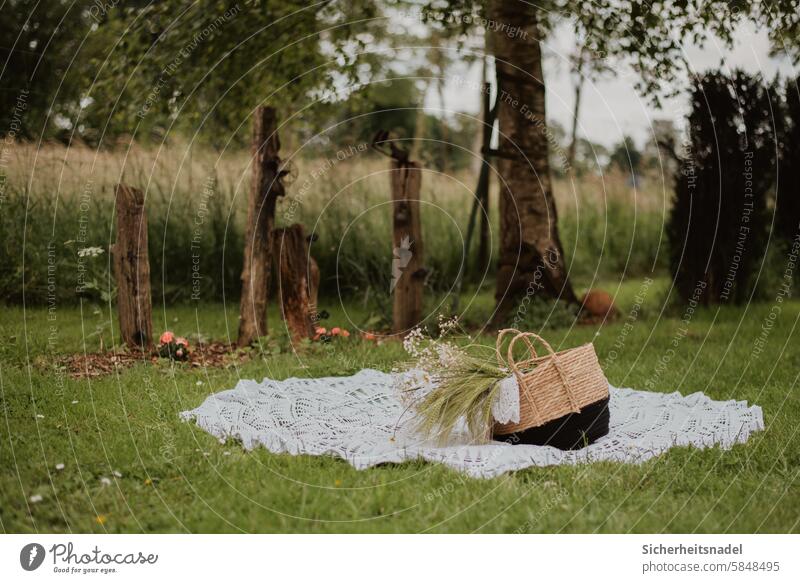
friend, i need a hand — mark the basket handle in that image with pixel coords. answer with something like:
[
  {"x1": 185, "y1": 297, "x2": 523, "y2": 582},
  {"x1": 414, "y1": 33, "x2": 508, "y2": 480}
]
[
  {"x1": 495, "y1": 328, "x2": 521, "y2": 367},
  {"x1": 506, "y1": 332, "x2": 556, "y2": 374},
  {"x1": 496, "y1": 328, "x2": 540, "y2": 366}
]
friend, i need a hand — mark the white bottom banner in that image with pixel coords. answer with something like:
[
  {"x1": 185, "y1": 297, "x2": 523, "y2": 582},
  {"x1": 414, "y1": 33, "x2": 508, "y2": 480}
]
[{"x1": 1, "y1": 535, "x2": 797, "y2": 582}]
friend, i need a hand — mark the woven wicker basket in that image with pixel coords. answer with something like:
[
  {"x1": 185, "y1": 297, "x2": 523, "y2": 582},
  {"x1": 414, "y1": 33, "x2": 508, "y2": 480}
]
[{"x1": 493, "y1": 329, "x2": 609, "y2": 435}]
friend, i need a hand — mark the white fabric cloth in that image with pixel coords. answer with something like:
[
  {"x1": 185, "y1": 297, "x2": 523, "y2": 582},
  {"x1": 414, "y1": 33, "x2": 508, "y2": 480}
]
[{"x1": 180, "y1": 369, "x2": 764, "y2": 479}]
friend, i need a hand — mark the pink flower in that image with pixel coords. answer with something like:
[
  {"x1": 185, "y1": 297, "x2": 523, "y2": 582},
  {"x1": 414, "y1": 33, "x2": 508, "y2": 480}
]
[
  {"x1": 315, "y1": 327, "x2": 327, "y2": 335},
  {"x1": 341, "y1": 329, "x2": 350, "y2": 338},
  {"x1": 176, "y1": 349, "x2": 184, "y2": 357},
  {"x1": 159, "y1": 331, "x2": 175, "y2": 344},
  {"x1": 362, "y1": 332, "x2": 376, "y2": 341},
  {"x1": 331, "y1": 327, "x2": 341, "y2": 336},
  {"x1": 176, "y1": 337, "x2": 189, "y2": 348}
]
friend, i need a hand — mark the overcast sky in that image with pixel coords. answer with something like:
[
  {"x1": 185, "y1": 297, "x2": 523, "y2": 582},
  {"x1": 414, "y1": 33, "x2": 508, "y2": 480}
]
[{"x1": 421, "y1": 20, "x2": 797, "y2": 149}]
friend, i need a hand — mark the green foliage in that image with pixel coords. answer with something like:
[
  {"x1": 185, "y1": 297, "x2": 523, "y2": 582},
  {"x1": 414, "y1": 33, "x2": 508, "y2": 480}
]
[
  {"x1": 668, "y1": 70, "x2": 776, "y2": 305},
  {"x1": 1, "y1": 1, "x2": 384, "y2": 144},
  {"x1": 90, "y1": 1, "x2": 381, "y2": 144},
  {"x1": 608, "y1": 136, "x2": 642, "y2": 176},
  {"x1": 0, "y1": 0, "x2": 88, "y2": 140},
  {"x1": 255, "y1": 327, "x2": 295, "y2": 357},
  {"x1": 509, "y1": 295, "x2": 579, "y2": 331},
  {"x1": 557, "y1": 0, "x2": 754, "y2": 99},
  {"x1": 776, "y1": 76, "x2": 800, "y2": 246},
  {"x1": 347, "y1": 78, "x2": 422, "y2": 142},
  {"x1": 318, "y1": 77, "x2": 477, "y2": 172},
  {"x1": 428, "y1": 0, "x2": 799, "y2": 102}
]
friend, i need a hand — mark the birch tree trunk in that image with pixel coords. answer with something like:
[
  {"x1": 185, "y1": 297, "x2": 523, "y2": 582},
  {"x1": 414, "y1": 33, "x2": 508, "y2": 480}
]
[{"x1": 489, "y1": 0, "x2": 577, "y2": 325}]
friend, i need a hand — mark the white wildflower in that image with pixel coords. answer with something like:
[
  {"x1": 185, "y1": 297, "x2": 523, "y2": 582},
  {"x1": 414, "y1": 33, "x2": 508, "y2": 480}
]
[
  {"x1": 100, "y1": 477, "x2": 112, "y2": 486},
  {"x1": 437, "y1": 314, "x2": 459, "y2": 336},
  {"x1": 77, "y1": 246, "x2": 105, "y2": 258},
  {"x1": 55, "y1": 463, "x2": 65, "y2": 471},
  {"x1": 112, "y1": 470, "x2": 122, "y2": 478},
  {"x1": 402, "y1": 326, "x2": 426, "y2": 358},
  {"x1": 36, "y1": 414, "x2": 44, "y2": 419},
  {"x1": 29, "y1": 494, "x2": 43, "y2": 503}
]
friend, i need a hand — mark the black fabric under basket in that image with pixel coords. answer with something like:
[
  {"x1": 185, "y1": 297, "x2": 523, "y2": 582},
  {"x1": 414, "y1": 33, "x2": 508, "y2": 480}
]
[{"x1": 494, "y1": 396, "x2": 610, "y2": 450}]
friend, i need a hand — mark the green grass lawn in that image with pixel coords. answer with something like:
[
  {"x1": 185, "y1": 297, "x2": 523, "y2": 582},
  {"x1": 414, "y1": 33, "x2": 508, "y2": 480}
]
[{"x1": 2, "y1": 278, "x2": 799, "y2": 533}]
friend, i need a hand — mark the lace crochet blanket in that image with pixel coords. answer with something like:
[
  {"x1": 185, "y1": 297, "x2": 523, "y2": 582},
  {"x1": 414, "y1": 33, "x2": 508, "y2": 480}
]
[{"x1": 180, "y1": 369, "x2": 764, "y2": 479}]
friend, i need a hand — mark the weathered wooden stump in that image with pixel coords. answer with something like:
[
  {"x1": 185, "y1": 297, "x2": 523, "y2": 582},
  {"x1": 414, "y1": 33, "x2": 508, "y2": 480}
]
[
  {"x1": 237, "y1": 106, "x2": 286, "y2": 347},
  {"x1": 272, "y1": 224, "x2": 316, "y2": 341},
  {"x1": 308, "y1": 255, "x2": 320, "y2": 315},
  {"x1": 390, "y1": 160, "x2": 425, "y2": 334},
  {"x1": 112, "y1": 184, "x2": 153, "y2": 351}
]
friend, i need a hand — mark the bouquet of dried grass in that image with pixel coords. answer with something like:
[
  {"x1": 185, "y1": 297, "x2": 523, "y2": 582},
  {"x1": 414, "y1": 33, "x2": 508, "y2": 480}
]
[
  {"x1": 414, "y1": 350, "x2": 507, "y2": 443},
  {"x1": 397, "y1": 319, "x2": 508, "y2": 444}
]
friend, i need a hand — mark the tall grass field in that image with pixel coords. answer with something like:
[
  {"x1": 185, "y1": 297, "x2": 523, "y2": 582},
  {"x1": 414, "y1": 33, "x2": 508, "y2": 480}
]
[{"x1": 1, "y1": 141, "x2": 668, "y2": 309}]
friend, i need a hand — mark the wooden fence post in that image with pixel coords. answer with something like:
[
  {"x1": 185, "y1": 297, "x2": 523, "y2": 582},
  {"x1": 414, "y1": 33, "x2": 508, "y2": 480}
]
[
  {"x1": 272, "y1": 224, "x2": 316, "y2": 341},
  {"x1": 237, "y1": 106, "x2": 285, "y2": 347},
  {"x1": 390, "y1": 159, "x2": 425, "y2": 334},
  {"x1": 112, "y1": 184, "x2": 153, "y2": 351}
]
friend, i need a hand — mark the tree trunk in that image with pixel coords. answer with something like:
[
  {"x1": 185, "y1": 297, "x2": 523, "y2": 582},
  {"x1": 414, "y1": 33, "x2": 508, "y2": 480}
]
[
  {"x1": 237, "y1": 106, "x2": 285, "y2": 347},
  {"x1": 390, "y1": 159, "x2": 425, "y2": 335},
  {"x1": 272, "y1": 224, "x2": 316, "y2": 341},
  {"x1": 112, "y1": 184, "x2": 152, "y2": 352},
  {"x1": 437, "y1": 78, "x2": 450, "y2": 174},
  {"x1": 568, "y1": 61, "x2": 584, "y2": 170},
  {"x1": 477, "y1": 80, "x2": 495, "y2": 274},
  {"x1": 489, "y1": 0, "x2": 577, "y2": 326},
  {"x1": 477, "y1": 184, "x2": 490, "y2": 273},
  {"x1": 471, "y1": 56, "x2": 490, "y2": 175}
]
